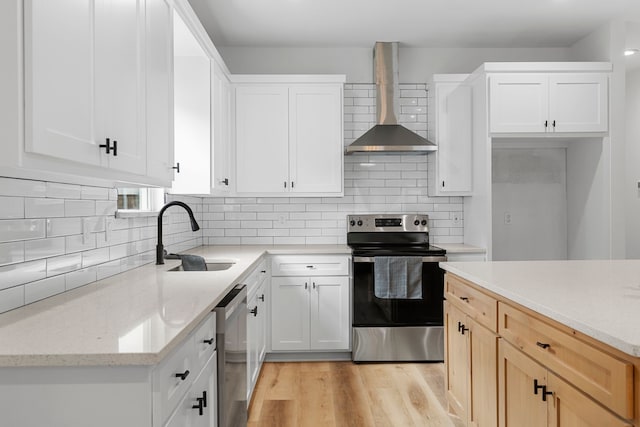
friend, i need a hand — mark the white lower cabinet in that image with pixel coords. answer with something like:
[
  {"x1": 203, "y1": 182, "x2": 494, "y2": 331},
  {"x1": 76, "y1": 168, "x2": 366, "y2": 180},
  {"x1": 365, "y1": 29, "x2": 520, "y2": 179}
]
[
  {"x1": 164, "y1": 351, "x2": 217, "y2": 427},
  {"x1": 246, "y1": 259, "x2": 269, "y2": 403},
  {"x1": 270, "y1": 255, "x2": 350, "y2": 352},
  {"x1": 0, "y1": 313, "x2": 218, "y2": 427}
]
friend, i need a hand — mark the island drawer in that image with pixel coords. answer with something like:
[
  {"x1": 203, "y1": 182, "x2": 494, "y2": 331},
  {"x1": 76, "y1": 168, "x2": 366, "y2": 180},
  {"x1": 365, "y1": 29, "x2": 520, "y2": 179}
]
[
  {"x1": 445, "y1": 274, "x2": 497, "y2": 332},
  {"x1": 498, "y1": 302, "x2": 634, "y2": 419},
  {"x1": 271, "y1": 255, "x2": 350, "y2": 277}
]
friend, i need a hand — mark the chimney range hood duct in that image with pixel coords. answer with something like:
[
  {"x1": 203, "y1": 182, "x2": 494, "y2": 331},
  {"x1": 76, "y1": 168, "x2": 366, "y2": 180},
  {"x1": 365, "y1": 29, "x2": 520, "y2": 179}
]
[{"x1": 345, "y1": 42, "x2": 437, "y2": 155}]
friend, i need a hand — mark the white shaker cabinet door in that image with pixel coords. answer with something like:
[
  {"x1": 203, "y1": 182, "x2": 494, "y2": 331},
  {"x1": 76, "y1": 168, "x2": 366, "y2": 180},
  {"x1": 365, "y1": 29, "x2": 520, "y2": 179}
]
[
  {"x1": 212, "y1": 62, "x2": 232, "y2": 194},
  {"x1": 438, "y1": 83, "x2": 472, "y2": 194},
  {"x1": 549, "y1": 73, "x2": 608, "y2": 133},
  {"x1": 235, "y1": 86, "x2": 289, "y2": 193},
  {"x1": 288, "y1": 85, "x2": 343, "y2": 194},
  {"x1": 489, "y1": 74, "x2": 549, "y2": 133},
  {"x1": 25, "y1": 0, "x2": 100, "y2": 165},
  {"x1": 309, "y1": 276, "x2": 349, "y2": 350},
  {"x1": 145, "y1": 0, "x2": 174, "y2": 183},
  {"x1": 94, "y1": 0, "x2": 146, "y2": 175},
  {"x1": 271, "y1": 277, "x2": 310, "y2": 351}
]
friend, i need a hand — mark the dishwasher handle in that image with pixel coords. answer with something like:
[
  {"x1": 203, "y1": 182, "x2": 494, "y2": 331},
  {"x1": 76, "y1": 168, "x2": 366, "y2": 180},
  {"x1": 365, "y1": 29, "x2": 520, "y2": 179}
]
[{"x1": 214, "y1": 284, "x2": 247, "y2": 325}]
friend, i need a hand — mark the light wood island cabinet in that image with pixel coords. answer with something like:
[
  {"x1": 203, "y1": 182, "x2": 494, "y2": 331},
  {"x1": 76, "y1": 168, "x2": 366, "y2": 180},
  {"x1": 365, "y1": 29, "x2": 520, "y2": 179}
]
[{"x1": 444, "y1": 272, "x2": 637, "y2": 427}]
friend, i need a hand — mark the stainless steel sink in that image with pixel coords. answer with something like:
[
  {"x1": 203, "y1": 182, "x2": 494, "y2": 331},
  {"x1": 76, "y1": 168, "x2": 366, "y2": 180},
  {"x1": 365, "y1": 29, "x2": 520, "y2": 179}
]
[{"x1": 168, "y1": 260, "x2": 235, "y2": 272}]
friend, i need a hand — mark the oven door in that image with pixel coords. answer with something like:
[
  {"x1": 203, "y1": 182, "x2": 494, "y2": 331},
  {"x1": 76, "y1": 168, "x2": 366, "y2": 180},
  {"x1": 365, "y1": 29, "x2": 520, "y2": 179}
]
[{"x1": 352, "y1": 256, "x2": 446, "y2": 327}]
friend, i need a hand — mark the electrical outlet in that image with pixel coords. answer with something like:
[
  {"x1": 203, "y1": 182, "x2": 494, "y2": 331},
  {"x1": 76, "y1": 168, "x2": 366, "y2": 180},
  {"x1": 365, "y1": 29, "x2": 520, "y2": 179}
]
[
  {"x1": 452, "y1": 213, "x2": 461, "y2": 226},
  {"x1": 504, "y1": 212, "x2": 512, "y2": 225}
]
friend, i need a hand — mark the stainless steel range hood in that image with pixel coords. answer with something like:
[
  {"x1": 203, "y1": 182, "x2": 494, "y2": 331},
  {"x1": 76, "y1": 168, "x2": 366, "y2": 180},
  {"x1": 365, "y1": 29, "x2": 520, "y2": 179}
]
[{"x1": 345, "y1": 42, "x2": 437, "y2": 155}]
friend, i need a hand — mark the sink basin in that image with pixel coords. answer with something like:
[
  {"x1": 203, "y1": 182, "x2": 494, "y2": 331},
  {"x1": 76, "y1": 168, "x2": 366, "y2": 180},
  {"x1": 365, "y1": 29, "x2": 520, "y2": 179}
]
[{"x1": 168, "y1": 260, "x2": 235, "y2": 272}]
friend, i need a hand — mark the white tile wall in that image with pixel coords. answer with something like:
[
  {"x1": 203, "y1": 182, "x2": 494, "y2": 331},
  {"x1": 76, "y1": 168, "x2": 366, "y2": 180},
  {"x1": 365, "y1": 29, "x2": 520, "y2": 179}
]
[
  {"x1": 0, "y1": 177, "x2": 203, "y2": 313},
  {"x1": 203, "y1": 83, "x2": 463, "y2": 246}
]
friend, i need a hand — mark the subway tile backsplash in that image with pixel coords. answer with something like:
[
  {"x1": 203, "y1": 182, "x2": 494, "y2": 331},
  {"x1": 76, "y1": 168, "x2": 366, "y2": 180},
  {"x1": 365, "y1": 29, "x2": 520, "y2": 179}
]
[
  {"x1": 0, "y1": 84, "x2": 463, "y2": 313},
  {"x1": 0, "y1": 178, "x2": 203, "y2": 313}
]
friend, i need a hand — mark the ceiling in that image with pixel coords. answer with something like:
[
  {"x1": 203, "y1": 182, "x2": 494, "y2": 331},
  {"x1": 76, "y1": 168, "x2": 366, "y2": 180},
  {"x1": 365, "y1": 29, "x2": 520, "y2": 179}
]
[{"x1": 188, "y1": 0, "x2": 640, "y2": 48}]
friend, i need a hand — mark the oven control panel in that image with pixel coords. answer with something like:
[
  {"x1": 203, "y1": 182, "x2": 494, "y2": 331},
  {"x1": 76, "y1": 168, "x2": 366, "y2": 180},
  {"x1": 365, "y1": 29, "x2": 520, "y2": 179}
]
[{"x1": 347, "y1": 214, "x2": 429, "y2": 232}]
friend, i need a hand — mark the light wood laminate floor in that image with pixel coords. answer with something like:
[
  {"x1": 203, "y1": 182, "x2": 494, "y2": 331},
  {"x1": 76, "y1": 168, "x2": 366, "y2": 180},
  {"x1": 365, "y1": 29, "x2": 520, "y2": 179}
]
[{"x1": 248, "y1": 361, "x2": 464, "y2": 427}]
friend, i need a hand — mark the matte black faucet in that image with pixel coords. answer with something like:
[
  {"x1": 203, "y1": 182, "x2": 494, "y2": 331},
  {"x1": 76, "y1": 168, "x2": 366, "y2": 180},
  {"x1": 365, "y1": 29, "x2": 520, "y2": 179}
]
[{"x1": 156, "y1": 201, "x2": 200, "y2": 265}]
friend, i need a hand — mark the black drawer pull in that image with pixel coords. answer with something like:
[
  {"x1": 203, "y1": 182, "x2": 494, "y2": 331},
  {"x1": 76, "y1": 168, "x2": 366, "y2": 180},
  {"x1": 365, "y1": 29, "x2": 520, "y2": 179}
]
[
  {"x1": 250, "y1": 306, "x2": 258, "y2": 316},
  {"x1": 203, "y1": 338, "x2": 214, "y2": 345},
  {"x1": 175, "y1": 370, "x2": 190, "y2": 381},
  {"x1": 192, "y1": 397, "x2": 204, "y2": 416},
  {"x1": 459, "y1": 296, "x2": 469, "y2": 302},
  {"x1": 536, "y1": 341, "x2": 550, "y2": 349}
]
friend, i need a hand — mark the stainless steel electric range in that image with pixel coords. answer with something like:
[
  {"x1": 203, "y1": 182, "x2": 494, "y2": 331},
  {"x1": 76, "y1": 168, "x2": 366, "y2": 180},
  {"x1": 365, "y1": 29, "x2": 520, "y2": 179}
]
[{"x1": 347, "y1": 214, "x2": 447, "y2": 362}]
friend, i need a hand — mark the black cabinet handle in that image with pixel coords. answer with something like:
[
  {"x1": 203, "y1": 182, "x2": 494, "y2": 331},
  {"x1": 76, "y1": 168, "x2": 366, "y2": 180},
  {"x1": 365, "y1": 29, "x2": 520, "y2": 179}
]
[
  {"x1": 203, "y1": 338, "x2": 214, "y2": 345},
  {"x1": 536, "y1": 341, "x2": 550, "y2": 349},
  {"x1": 442, "y1": 180, "x2": 445, "y2": 187},
  {"x1": 258, "y1": 294, "x2": 265, "y2": 302},
  {"x1": 284, "y1": 181, "x2": 287, "y2": 188},
  {"x1": 192, "y1": 397, "x2": 204, "y2": 416},
  {"x1": 552, "y1": 120, "x2": 556, "y2": 128},
  {"x1": 250, "y1": 306, "x2": 258, "y2": 317},
  {"x1": 172, "y1": 162, "x2": 180, "y2": 173},
  {"x1": 222, "y1": 178, "x2": 229, "y2": 186},
  {"x1": 260, "y1": 270, "x2": 266, "y2": 273},
  {"x1": 457, "y1": 321, "x2": 468, "y2": 334},
  {"x1": 543, "y1": 388, "x2": 553, "y2": 402},
  {"x1": 99, "y1": 138, "x2": 117, "y2": 156},
  {"x1": 460, "y1": 296, "x2": 469, "y2": 302},
  {"x1": 534, "y1": 379, "x2": 544, "y2": 395},
  {"x1": 544, "y1": 120, "x2": 548, "y2": 128},
  {"x1": 175, "y1": 370, "x2": 190, "y2": 381},
  {"x1": 201, "y1": 391, "x2": 207, "y2": 408},
  {"x1": 291, "y1": 181, "x2": 295, "y2": 188}
]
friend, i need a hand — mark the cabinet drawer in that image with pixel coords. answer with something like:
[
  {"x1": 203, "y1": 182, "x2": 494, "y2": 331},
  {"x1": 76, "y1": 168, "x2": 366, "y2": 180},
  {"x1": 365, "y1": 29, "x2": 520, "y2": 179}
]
[
  {"x1": 152, "y1": 338, "x2": 195, "y2": 423},
  {"x1": 445, "y1": 274, "x2": 497, "y2": 332},
  {"x1": 271, "y1": 255, "x2": 350, "y2": 276},
  {"x1": 192, "y1": 314, "x2": 216, "y2": 375},
  {"x1": 498, "y1": 302, "x2": 633, "y2": 419}
]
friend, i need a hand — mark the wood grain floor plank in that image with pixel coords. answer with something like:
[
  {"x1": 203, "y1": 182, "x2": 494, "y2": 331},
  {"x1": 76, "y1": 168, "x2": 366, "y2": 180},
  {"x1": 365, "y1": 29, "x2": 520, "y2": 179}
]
[{"x1": 249, "y1": 361, "x2": 460, "y2": 427}]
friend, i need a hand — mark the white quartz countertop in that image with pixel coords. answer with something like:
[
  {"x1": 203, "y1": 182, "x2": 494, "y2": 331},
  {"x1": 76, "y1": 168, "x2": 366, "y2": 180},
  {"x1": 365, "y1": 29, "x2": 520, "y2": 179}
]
[
  {"x1": 440, "y1": 259, "x2": 640, "y2": 357},
  {"x1": 0, "y1": 245, "x2": 349, "y2": 367}
]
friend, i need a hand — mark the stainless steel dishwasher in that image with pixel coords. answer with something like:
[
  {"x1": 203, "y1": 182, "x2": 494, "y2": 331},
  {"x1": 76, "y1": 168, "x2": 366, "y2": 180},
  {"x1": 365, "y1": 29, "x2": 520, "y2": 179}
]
[{"x1": 214, "y1": 284, "x2": 247, "y2": 427}]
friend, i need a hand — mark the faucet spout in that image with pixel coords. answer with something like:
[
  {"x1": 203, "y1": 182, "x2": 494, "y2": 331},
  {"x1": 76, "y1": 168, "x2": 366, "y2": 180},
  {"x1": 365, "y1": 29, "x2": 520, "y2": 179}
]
[{"x1": 156, "y1": 201, "x2": 200, "y2": 265}]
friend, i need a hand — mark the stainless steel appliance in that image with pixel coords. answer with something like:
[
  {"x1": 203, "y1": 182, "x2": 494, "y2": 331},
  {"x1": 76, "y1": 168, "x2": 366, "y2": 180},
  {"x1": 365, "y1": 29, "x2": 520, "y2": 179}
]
[
  {"x1": 347, "y1": 214, "x2": 447, "y2": 362},
  {"x1": 214, "y1": 284, "x2": 247, "y2": 427},
  {"x1": 344, "y1": 42, "x2": 437, "y2": 155}
]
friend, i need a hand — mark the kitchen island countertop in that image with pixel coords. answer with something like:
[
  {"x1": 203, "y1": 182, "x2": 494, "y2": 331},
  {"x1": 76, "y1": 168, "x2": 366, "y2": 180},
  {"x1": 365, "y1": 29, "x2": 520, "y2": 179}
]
[{"x1": 440, "y1": 259, "x2": 640, "y2": 357}]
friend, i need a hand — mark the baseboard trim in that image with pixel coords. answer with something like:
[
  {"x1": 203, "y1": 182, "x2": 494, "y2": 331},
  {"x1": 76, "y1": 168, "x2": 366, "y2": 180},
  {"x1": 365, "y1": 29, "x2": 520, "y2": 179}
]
[{"x1": 265, "y1": 351, "x2": 352, "y2": 362}]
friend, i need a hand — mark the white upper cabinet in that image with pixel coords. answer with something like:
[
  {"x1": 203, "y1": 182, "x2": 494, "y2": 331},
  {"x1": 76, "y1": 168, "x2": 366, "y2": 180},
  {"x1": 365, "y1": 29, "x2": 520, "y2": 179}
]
[
  {"x1": 169, "y1": 1, "x2": 232, "y2": 196},
  {"x1": 489, "y1": 72, "x2": 608, "y2": 134},
  {"x1": 428, "y1": 75, "x2": 472, "y2": 196},
  {"x1": 288, "y1": 85, "x2": 343, "y2": 194},
  {"x1": 23, "y1": 0, "x2": 173, "y2": 186},
  {"x1": 548, "y1": 73, "x2": 608, "y2": 133},
  {"x1": 211, "y1": 61, "x2": 232, "y2": 194},
  {"x1": 170, "y1": 9, "x2": 211, "y2": 195},
  {"x1": 233, "y1": 76, "x2": 345, "y2": 197},
  {"x1": 235, "y1": 85, "x2": 290, "y2": 194}
]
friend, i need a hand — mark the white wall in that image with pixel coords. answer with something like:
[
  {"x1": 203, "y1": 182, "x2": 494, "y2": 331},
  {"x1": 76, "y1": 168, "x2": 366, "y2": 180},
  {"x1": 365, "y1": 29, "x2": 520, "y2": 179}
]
[
  {"x1": 218, "y1": 46, "x2": 569, "y2": 82},
  {"x1": 625, "y1": 69, "x2": 640, "y2": 258},
  {"x1": 566, "y1": 139, "x2": 610, "y2": 259},
  {"x1": 492, "y1": 148, "x2": 568, "y2": 261},
  {"x1": 568, "y1": 21, "x2": 627, "y2": 259}
]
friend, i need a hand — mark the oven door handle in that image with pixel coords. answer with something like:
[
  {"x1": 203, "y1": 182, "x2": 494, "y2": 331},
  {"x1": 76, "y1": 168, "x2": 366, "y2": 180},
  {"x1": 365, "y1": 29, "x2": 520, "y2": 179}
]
[{"x1": 353, "y1": 256, "x2": 448, "y2": 263}]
